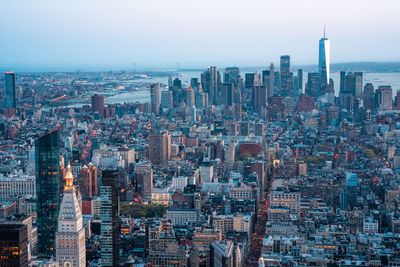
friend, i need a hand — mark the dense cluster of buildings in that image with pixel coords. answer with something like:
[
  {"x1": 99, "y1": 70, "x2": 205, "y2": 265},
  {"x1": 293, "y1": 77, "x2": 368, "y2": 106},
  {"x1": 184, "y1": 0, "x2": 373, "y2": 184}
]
[{"x1": 0, "y1": 33, "x2": 400, "y2": 267}]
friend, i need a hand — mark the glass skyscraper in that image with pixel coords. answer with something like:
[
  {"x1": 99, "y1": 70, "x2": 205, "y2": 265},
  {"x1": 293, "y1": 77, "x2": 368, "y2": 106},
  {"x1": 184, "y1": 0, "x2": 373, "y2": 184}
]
[
  {"x1": 35, "y1": 131, "x2": 61, "y2": 257},
  {"x1": 100, "y1": 169, "x2": 120, "y2": 266},
  {"x1": 5, "y1": 72, "x2": 16, "y2": 109},
  {"x1": 319, "y1": 31, "x2": 330, "y2": 86}
]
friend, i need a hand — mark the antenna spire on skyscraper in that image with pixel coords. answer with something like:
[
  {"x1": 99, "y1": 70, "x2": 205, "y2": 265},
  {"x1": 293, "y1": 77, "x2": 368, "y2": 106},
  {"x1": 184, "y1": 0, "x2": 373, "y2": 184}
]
[{"x1": 323, "y1": 23, "x2": 326, "y2": 38}]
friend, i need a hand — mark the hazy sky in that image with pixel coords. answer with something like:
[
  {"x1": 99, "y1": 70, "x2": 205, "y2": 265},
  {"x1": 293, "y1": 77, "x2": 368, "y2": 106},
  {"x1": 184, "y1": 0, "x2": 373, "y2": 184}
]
[{"x1": 1, "y1": 0, "x2": 399, "y2": 69}]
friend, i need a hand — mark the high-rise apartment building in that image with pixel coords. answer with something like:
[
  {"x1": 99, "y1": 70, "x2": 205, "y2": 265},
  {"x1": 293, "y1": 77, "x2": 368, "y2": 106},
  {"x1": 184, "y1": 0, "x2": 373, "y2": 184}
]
[
  {"x1": 5, "y1": 72, "x2": 17, "y2": 109},
  {"x1": 148, "y1": 131, "x2": 171, "y2": 166},
  {"x1": 78, "y1": 163, "x2": 98, "y2": 200},
  {"x1": 100, "y1": 169, "x2": 120, "y2": 266},
  {"x1": 91, "y1": 94, "x2": 105, "y2": 117},
  {"x1": 56, "y1": 165, "x2": 86, "y2": 267},
  {"x1": 135, "y1": 162, "x2": 153, "y2": 201},
  {"x1": 151, "y1": 83, "x2": 161, "y2": 114},
  {"x1": 35, "y1": 131, "x2": 60, "y2": 257}
]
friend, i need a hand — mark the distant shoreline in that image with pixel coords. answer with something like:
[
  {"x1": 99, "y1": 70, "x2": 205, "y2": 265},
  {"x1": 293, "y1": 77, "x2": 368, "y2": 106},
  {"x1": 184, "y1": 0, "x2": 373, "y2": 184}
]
[{"x1": 1, "y1": 61, "x2": 400, "y2": 73}]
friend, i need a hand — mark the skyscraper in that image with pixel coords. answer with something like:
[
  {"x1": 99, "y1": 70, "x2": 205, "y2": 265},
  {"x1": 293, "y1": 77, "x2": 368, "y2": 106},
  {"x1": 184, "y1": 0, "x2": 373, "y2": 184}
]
[
  {"x1": 5, "y1": 72, "x2": 17, "y2": 109},
  {"x1": 35, "y1": 131, "x2": 61, "y2": 257},
  {"x1": 269, "y1": 63, "x2": 275, "y2": 97},
  {"x1": 298, "y1": 69, "x2": 303, "y2": 92},
  {"x1": 319, "y1": 29, "x2": 330, "y2": 86},
  {"x1": 148, "y1": 130, "x2": 171, "y2": 167},
  {"x1": 0, "y1": 222, "x2": 28, "y2": 266},
  {"x1": 222, "y1": 83, "x2": 234, "y2": 106},
  {"x1": 151, "y1": 83, "x2": 160, "y2": 114},
  {"x1": 201, "y1": 66, "x2": 221, "y2": 105},
  {"x1": 56, "y1": 165, "x2": 86, "y2": 267},
  {"x1": 376, "y1": 86, "x2": 393, "y2": 111},
  {"x1": 223, "y1": 67, "x2": 242, "y2": 89},
  {"x1": 135, "y1": 162, "x2": 153, "y2": 202},
  {"x1": 91, "y1": 94, "x2": 105, "y2": 117},
  {"x1": 252, "y1": 85, "x2": 268, "y2": 111},
  {"x1": 279, "y1": 55, "x2": 293, "y2": 97},
  {"x1": 78, "y1": 163, "x2": 98, "y2": 200},
  {"x1": 100, "y1": 169, "x2": 120, "y2": 266}
]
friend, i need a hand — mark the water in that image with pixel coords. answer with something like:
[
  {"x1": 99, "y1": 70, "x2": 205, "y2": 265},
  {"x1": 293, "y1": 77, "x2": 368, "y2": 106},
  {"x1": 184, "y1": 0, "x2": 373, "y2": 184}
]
[{"x1": 63, "y1": 71, "x2": 400, "y2": 106}]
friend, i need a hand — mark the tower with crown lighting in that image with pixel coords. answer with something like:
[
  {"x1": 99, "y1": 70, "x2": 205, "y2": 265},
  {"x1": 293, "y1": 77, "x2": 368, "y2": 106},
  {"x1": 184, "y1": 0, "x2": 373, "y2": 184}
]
[{"x1": 56, "y1": 164, "x2": 86, "y2": 267}]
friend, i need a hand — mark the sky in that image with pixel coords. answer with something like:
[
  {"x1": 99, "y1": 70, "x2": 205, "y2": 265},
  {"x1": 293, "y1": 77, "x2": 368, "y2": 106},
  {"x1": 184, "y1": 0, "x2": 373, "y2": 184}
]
[{"x1": 0, "y1": 0, "x2": 399, "y2": 70}]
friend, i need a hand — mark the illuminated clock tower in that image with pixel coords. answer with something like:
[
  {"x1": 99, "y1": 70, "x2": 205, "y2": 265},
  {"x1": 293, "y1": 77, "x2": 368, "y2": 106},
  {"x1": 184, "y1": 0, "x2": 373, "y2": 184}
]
[{"x1": 56, "y1": 164, "x2": 86, "y2": 267}]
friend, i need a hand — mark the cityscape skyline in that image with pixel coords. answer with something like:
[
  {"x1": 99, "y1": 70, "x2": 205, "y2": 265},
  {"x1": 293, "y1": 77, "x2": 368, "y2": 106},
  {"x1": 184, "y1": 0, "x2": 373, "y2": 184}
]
[
  {"x1": 2, "y1": 1, "x2": 400, "y2": 267},
  {"x1": 1, "y1": 0, "x2": 400, "y2": 69}
]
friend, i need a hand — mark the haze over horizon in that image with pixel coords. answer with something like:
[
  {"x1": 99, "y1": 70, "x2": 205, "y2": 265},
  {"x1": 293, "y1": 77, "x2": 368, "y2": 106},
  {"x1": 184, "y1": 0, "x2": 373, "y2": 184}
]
[{"x1": 1, "y1": 0, "x2": 400, "y2": 70}]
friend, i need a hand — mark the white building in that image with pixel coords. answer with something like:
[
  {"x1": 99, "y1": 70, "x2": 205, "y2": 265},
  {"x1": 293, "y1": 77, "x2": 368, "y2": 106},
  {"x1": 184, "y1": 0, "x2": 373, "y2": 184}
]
[
  {"x1": 199, "y1": 162, "x2": 214, "y2": 183},
  {"x1": 172, "y1": 176, "x2": 189, "y2": 192},
  {"x1": 56, "y1": 165, "x2": 86, "y2": 267},
  {"x1": 0, "y1": 172, "x2": 36, "y2": 201},
  {"x1": 363, "y1": 217, "x2": 379, "y2": 233},
  {"x1": 166, "y1": 210, "x2": 197, "y2": 225}
]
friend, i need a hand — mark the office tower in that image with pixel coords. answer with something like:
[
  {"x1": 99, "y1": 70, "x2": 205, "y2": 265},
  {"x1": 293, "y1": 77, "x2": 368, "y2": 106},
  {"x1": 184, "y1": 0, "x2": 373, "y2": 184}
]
[
  {"x1": 91, "y1": 94, "x2": 105, "y2": 117},
  {"x1": 298, "y1": 69, "x2": 303, "y2": 92},
  {"x1": 135, "y1": 163, "x2": 153, "y2": 201},
  {"x1": 252, "y1": 85, "x2": 268, "y2": 111},
  {"x1": 0, "y1": 223, "x2": 28, "y2": 266},
  {"x1": 280, "y1": 55, "x2": 290, "y2": 74},
  {"x1": 100, "y1": 169, "x2": 120, "y2": 266},
  {"x1": 376, "y1": 86, "x2": 393, "y2": 111},
  {"x1": 148, "y1": 131, "x2": 171, "y2": 166},
  {"x1": 363, "y1": 83, "x2": 375, "y2": 111},
  {"x1": 171, "y1": 78, "x2": 183, "y2": 107},
  {"x1": 186, "y1": 86, "x2": 195, "y2": 107},
  {"x1": 269, "y1": 63, "x2": 275, "y2": 96},
  {"x1": 161, "y1": 90, "x2": 173, "y2": 110},
  {"x1": 5, "y1": 72, "x2": 17, "y2": 109},
  {"x1": 191, "y1": 78, "x2": 200, "y2": 89},
  {"x1": 194, "y1": 91, "x2": 208, "y2": 108},
  {"x1": 245, "y1": 73, "x2": 257, "y2": 88},
  {"x1": 305, "y1": 73, "x2": 321, "y2": 98},
  {"x1": 56, "y1": 165, "x2": 86, "y2": 267},
  {"x1": 262, "y1": 70, "x2": 270, "y2": 87},
  {"x1": 340, "y1": 71, "x2": 346, "y2": 93},
  {"x1": 262, "y1": 70, "x2": 273, "y2": 99},
  {"x1": 319, "y1": 30, "x2": 330, "y2": 86},
  {"x1": 279, "y1": 55, "x2": 293, "y2": 97},
  {"x1": 224, "y1": 67, "x2": 242, "y2": 89},
  {"x1": 35, "y1": 131, "x2": 60, "y2": 257},
  {"x1": 344, "y1": 72, "x2": 363, "y2": 99},
  {"x1": 151, "y1": 83, "x2": 161, "y2": 114},
  {"x1": 222, "y1": 83, "x2": 234, "y2": 106},
  {"x1": 78, "y1": 163, "x2": 98, "y2": 200},
  {"x1": 201, "y1": 66, "x2": 221, "y2": 105}
]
